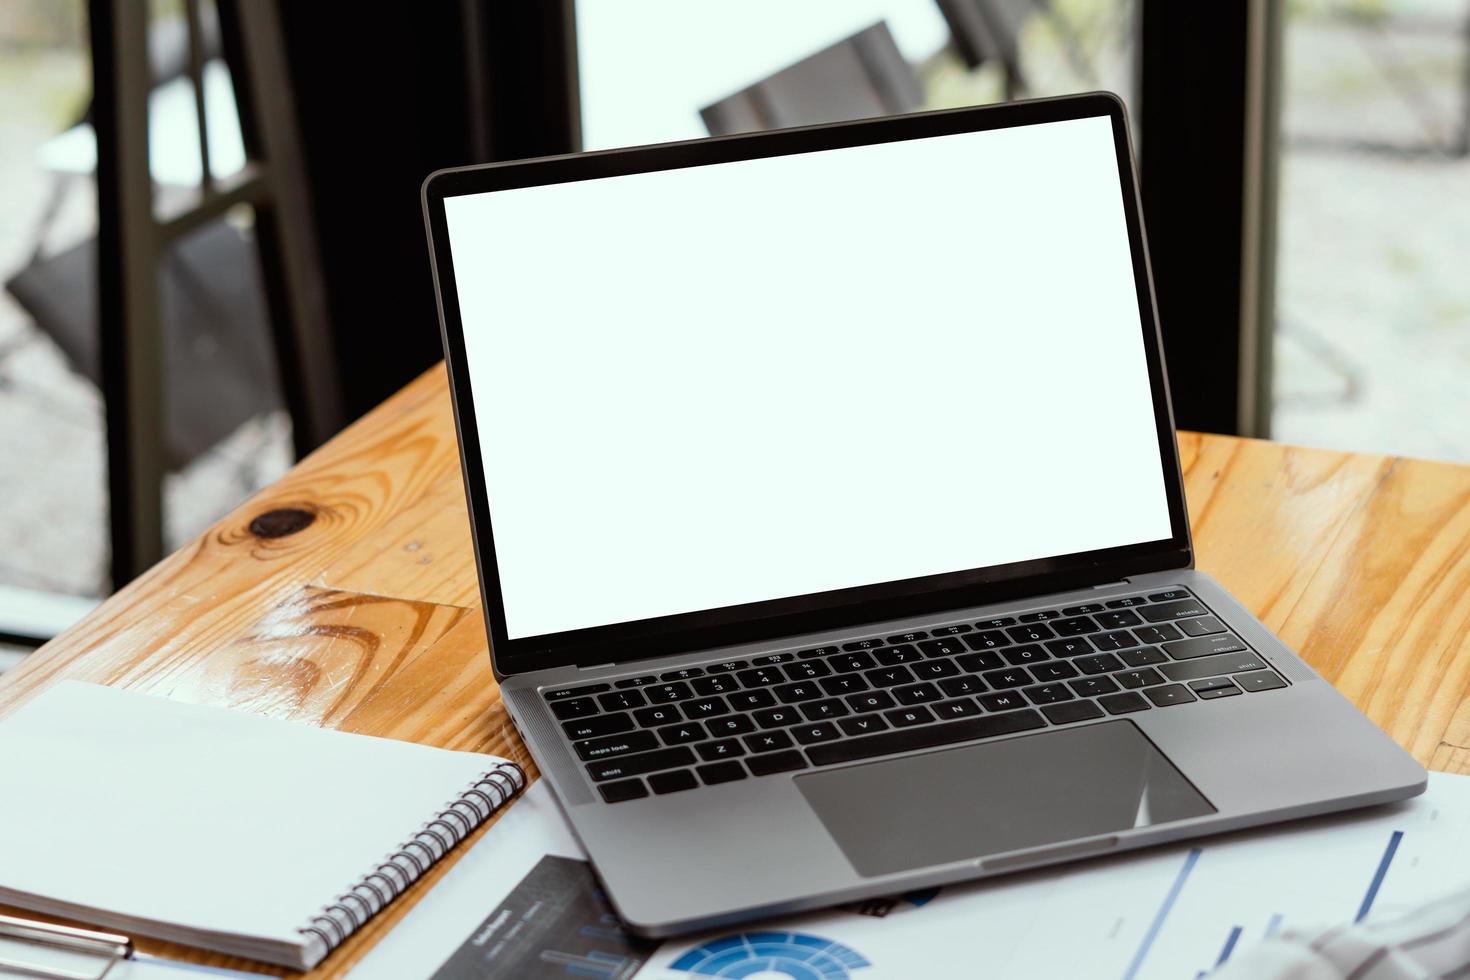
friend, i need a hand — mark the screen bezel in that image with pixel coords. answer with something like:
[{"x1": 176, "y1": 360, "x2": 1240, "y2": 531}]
[{"x1": 423, "y1": 93, "x2": 1193, "y2": 678}]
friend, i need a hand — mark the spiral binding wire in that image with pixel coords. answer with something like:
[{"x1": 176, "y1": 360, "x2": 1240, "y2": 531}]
[{"x1": 299, "y1": 761, "x2": 525, "y2": 955}]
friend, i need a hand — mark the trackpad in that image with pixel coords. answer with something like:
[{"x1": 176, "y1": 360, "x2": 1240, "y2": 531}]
[{"x1": 796, "y1": 721, "x2": 1214, "y2": 877}]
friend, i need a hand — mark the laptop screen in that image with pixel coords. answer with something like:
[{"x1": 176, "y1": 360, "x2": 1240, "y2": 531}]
[{"x1": 443, "y1": 114, "x2": 1173, "y2": 641}]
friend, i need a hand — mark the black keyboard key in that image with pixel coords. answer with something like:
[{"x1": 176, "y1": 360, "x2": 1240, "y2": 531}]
[
  {"x1": 744, "y1": 730, "x2": 795, "y2": 753},
  {"x1": 706, "y1": 660, "x2": 748, "y2": 673},
  {"x1": 775, "y1": 682, "x2": 823, "y2": 703},
  {"x1": 586, "y1": 746, "x2": 696, "y2": 781},
  {"x1": 1052, "y1": 616, "x2": 1099, "y2": 636},
  {"x1": 843, "y1": 638, "x2": 885, "y2": 651},
  {"x1": 728, "y1": 690, "x2": 776, "y2": 711},
  {"x1": 1178, "y1": 616, "x2": 1227, "y2": 637},
  {"x1": 831, "y1": 652, "x2": 877, "y2": 673},
  {"x1": 866, "y1": 665, "x2": 916, "y2": 688},
  {"x1": 884, "y1": 706, "x2": 936, "y2": 728},
  {"x1": 747, "y1": 750, "x2": 808, "y2": 776},
  {"x1": 563, "y1": 713, "x2": 634, "y2": 741},
  {"x1": 1062, "y1": 603, "x2": 1106, "y2": 615},
  {"x1": 793, "y1": 722, "x2": 842, "y2": 744},
  {"x1": 931, "y1": 624, "x2": 972, "y2": 636},
  {"x1": 783, "y1": 660, "x2": 833, "y2": 680},
  {"x1": 809, "y1": 709, "x2": 1046, "y2": 766},
  {"x1": 982, "y1": 667, "x2": 1034, "y2": 689},
  {"x1": 1132, "y1": 624, "x2": 1183, "y2": 645},
  {"x1": 846, "y1": 691, "x2": 896, "y2": 713},
  {"x1": 1160, "y1": 651, "x2": 1271, "y2": 682},
  {"x1": 648, "y1": 770, "x2": 698, "y2": 794},
  {"x1": 1190, "y1": 676, "x2": 1237, "y2": 693},
  {"x1": 1075, "y1": 653, "x2": 1124, "y2": 675},
  {"x1": 957, "y1": 651, "x2": 1005, "y2": 673},
  {"x1": 839, "y1": 715, "x2": 890, "y2": 736},
  {"x1": 1148, "y1": 590, "x2": 1192, "y2": 602},
  {"x1": 976, "y1": 616, "x2": 1017, "y2": 628},
  {"x1": 820, "y1": 674, "x2": 869, "y2": 696},
  {"x1": 1030, "y1": 660, "x2": 1078, "y2": 682},
  {"x1": 1098, "y1": 692, "x2": 1150, "y2": 715},
  {"x1": 660, "y1": 667, "x2": 704, "y2": 681},
  {"x1": 1019, "y1": 610, "x2": 1061, "y2": 622},
  {"x1": 634, "y1": 705, "x2": 681, "y2": 727},
  {"x1": 575, "y1": 730, "x2": 660, "y2": 761},
  {"x1": 801, "y1": 698, "x2": 850, "y2": 721},
  {"x1": 912, "y1": 659, "x2": 960, "y2": 680},
  {"x1": 1119, "y1": 646, "x2": 1168, "y2": 668},
  {"x1": 737, "y1": 667, "x2": 785, "y2": 688},
  {"x1": 599, "y1": 779, "x2": 648, "y2": 803},
  {"x1": 1007, "y1": 623, "x2": 1055, "y2": 643},
  {"x1": 751, "y1": 652, "x2": 796, "y2": 665},
  {"x1": 696, "y1": 738, "x2": 745, "y2": 761},
  {"x1": 1023, "y1": 683, "x2": 1073, "y2": 705},
  {"x1": 1090, "y1": 630, "x2": 1137, "y2": 651},
  {"x1": 753, "y1": 706, "x2": 802, "y2": 728},
  {"x1": 965, "y1": 630, "x2": 1012, "y2": 651},
  {"x1": 697, "y1": 761, "x2": 747, "y2": 785},
  {"x1": 799, "y1": 646, "x2": 838, "y2": 659},
  {"x1": 614, "y1": 676, "x2": 657, "y2": 689},
  {"x1": 1200, "y1": 686, "x2": 1242, "y2": 700},
  {"x1": 1045, "y1": 637, "x2": 1094, "y2": 658},
  {"x1": 939, "y1": 675, "x2": 986, "y2": 697},
  {"x1": 683, "y1": 697, "x2": 730, "y2": 720},
  {"x1": 1003, "y1": 645, "x2": 1049, "y2": 666},
  {"x1": 544, "y1": 683, "x2": 609, "y2": 701},
  {"x1": 1141, "y1": 598, "x2": 1210, "y2": 621},
  {"x1": 1069, "y1": 676, "x2": 1120, "y2": 698},
  {"x1": 888, "y1": 631, "x2": 929, "y2": 644},
  {"x1": 874, "y1": 645, "x2": 923, "y2": 666},
  {"x1": 551, "y1": 697, "x2": 598, "y2": 720},
  {"x1": 1095, "y1": 610, "x2": 1142, "y2": 629},
  {"x1": 1144, "y1": 684, "x2": 1197, "y2": 707},
  {"x1": 1116, "y1": 668, "x2": 1164, "y2": 689},
  {"x1": 1235, "y1": 670, "x2": 1288, "y2": 692},
  {"x1": 706, "y1": 715, "x2": 756, "y2": 737},
  {"x1": 646, "y1": 682, "x2": 694, "y2": 704},
  {"x1": 978, "y1": 692, "x2": 1027, "y2": 712},
  {"x1": 692, "y1": 676, "x2": 738, "y2": 696},
  {"x1": 918, "y1": 637, "x2": 966, "y2": 658},
  {"x1": 1043, "y1": 701, "x2": 1104, "y2": 725},
  {"x1": 658, "y1": 722, "x2": 707, "y2": 745},
  {"x1": 1165, "y1": 634, "x2": 1247, "y2": 660},
  {"x1": 934, "y1": 697, "x2": 983, "y2": 719},
  {"x1": 1106, "y1": 596, "x2": 1149, "y2": 608},
  {"x1": 893, "y1": 682, "x2": 942, "y2": 705}
]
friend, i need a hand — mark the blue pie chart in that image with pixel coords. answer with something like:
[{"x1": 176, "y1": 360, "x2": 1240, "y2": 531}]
[{"x1": 669, "y1": 931, "x2": 870, "y2": 979}]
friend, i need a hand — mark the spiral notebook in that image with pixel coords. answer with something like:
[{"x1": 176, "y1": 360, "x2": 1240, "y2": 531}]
[{"x1": 0, "y1": 681, "x2": 525, "y2": 970}]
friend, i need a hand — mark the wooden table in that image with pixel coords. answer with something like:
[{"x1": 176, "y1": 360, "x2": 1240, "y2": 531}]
[{"x1": 3, "y1": 365, "x2": 1470, "y2": 976}]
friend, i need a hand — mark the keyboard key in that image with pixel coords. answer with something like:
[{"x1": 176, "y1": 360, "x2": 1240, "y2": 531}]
[
  {"x1": 799, "y1": 645, "x2": 838, "y2": 659},
  {"x1": 1062, "y1": 603, "x2": 1106, "y2": 615},
  {"x1": 888, "y1": 631, "x2": 929, "y2": 644},
  {"x1": 751, "y1": 652, "x2": 796, "y2": 665},
  {"x1": 598, "y1": 779, "x2": 648, "y2": 803},
  {"x1": 934, "y1": 697, "x2": 982, "y2": 719},
  {"x1": 1052, "y1": 616, "x2": 1099, "y2": 636},
  {"x1": 820, "y1": 674, "x2": 869, "y2": 696},
  {"x1": 939, "y1": 675, "x2": 986, "y2": 697},
  {"x1": 614, "y1": 675, "x2": 657, "y2": 689},
  {"x1": 784, "y1": 660, "x2": 833, "y2": 680},
  {"x1": 1106, "y1": 596, "x2": 1149, "y2": 608},
  {"x1": 912, "y1": 659, "x2": 960, "y2": 680},
  {"x1": 978, "y1": 692, "x2": 1027, "y2": 712},
  {"x1": 1115, "y1": 668, "x2": 1164, "y2": 689},
  {"x1": 1132, "y1": 624, "x2": 1182, "y2": 645},
  {"x1": 1178, "y1": 616, "x2": 1227, "y2": 637},
  {"x1": 648, "y1": 770, "x2": 698, "y2": 794},
  {"x1": 1235, "y1": 670, "x2": 1288, "y2": 692},
  {"x1": 563, "y1": 713, "x2": 634, "y2": 741},
  {"x1": 728, "y1": 690, "x2": 776, "y2": 711},
  {"x1": 1141, "y1": 598, "x2": 1210, "y2": 621},
  {"x1": 1190, "y1": 676, "x2": 1237, "y2": 692},
  {"x1": 1030, "y1": 660, "x2": 1079, "y2": 682},
  {"x1": 747, "y1": 750, "x2": 808, "y2": 776},
  {"x1": 809, "y1": 710, "x2": 1046, "y2": 766},
  {"x1": 976, "y1": 616, "x2": 1017, "y2": 628},
  {"x1": 697, "y1": 761, "x2": 747, "y2": 785},
  {"x1": 1045, "y1": 637, "x2": 1093, "y2": 658},
  {"x1": 683, "y1": 697, "x2": 730, "y2": 720},
  {"x1": 843, "y1": 638, "x2": 885, "y2": 651},
  {"x1": 931, "y1": 624, "x2": 972, "y2": 635},
  {"x1": 551, "y1": 697, "x2": 598, "y2": 720},
  {"x1": 737, "y1": 667, "x2": 785, "y2": 688},
  {"x1": 1199, "y1": 685, "x2": 1242, "y2": 700},
  {"x1": 793, "y1": 722, "x2": 842, "y2": 744},
  {"x1": 744, "y1": 730, "x2": 795, "y2": 753},
  {"x1": 801, "y1": 698, "x2": 850, "y2": 721},
  {"x1": 1095, "y1": 610, "x2": 1142, "y2": 629},
  {"x1": 957, "y1": 651, "x2": 1005, "y2": 673},
  {"x1": 1160, "y1": 651, "x2": 1270, "y2": 682},
  {"x1": 692, "y1": 676, "x2": 738, "y2": 696},
  {"x1": 982, "y1": 668, "x2": 1034, "y2": 689},
  {"x1": 706, "y1": 660, "x2": 748, "y2": 673},
  {"x1": 1148, "y1": 590, "x2": 1192, "y2": 602},
  {"x1": 866, "y1": 666, "x2": 916, "y2": 688},
  {"x1": 753, "y1": 706, "x2": 802, "y2": 728},
  {"x1": 1007, "y1": 623, "x2": 1055, "y2": 643},
  {"x1": 1023, "y1": 683, "x2": 1073, "y2": 705},
  {"x1": 586, "y1": 746, "x2": 696, "y2": 781},
  {"x1": 1019, "y1": 610, "x2": 1061, "y2": 622},
  {"x1": 918, "y1": 637, "x2": 966, "y2": 658},
  {"x1": 1090, "y1": 630, "x2": 1137, "y2": 651},
  {"x1": 774, "y1": 682, "x2": 823, "y2": 703},
  {"x1": 1164, "y1": 635, "x2": 1247, "y2": 660},
  {"x1": 874, "y1": 645, "x2": 923, "y2": 665},
  {"x1": 598, "y1": 690, "x2": 647, "y2": 712},
  {"x1": 831, "y1": 652, "x2": 877, "y2": 673},
  {"x1": 1075, "y1": 653, "x2": 1124, "y2": 675},
  {"x1": 658, "y1": 722, "x2": 707, "y2": 745},
  {"x1": 965, "y1": 630, "x2": 1012, "y2": 651},
  {"x1": 706, "y1": 715, "x2": 756, "y2": 737},
  {"x1": 660, "y1": 667, "x2": 704, "y2": 681},
  {"x1": 1119, "y1": 646, "x2": 1168, "y2": 668},
  {"x1": 846, "y1": 691, "x2": 896, "y2": 713},
  {"x1": 884, "y1": 706, "x2": 936, "y2": 728},
  {"x1": 696, "y1": 738, "x2": 745, "y2": 761},
  {"x1": 646, "y1": 682, "x2": 693, "y2": 704},
  {"x1": 1043, "y1": 701, "x2": 1105, "y2": 725},
  {"x1": 575, "y1": 730, "x2": 660, "y2": 761},
  {"x1": 893, "y1": 683, "x2": 942, "y2": 705},
  {"x1": 544, "y1": 684, "x2": 609, "y2": 701},
  {"x1": 840, "y1": 715, "x2": 890, "y2": 736},
  {"x1": 1069, "y1": 676, "x2": 1120, "y2": 698},
  {"x1": 1144, "y1": 684, "x2": 1197, "y2": 707},
  {"x1": 634, "y1": 705, "x2": 681, "y2": 727},
  {"x1": 1003, "y1": 645, "x2": 1049, "y2": 666},
  {"x1": 1098, "y1": 692, "x2": 1150, "y2": 715}
]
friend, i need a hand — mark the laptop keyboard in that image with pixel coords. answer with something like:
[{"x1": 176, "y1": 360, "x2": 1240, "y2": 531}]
[{"x1": 541, "y1": 587, "x2": 1289, "y2": 804}]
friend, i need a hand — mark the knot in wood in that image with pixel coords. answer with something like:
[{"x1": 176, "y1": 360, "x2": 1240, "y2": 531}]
[{"x1": 248, "y1": 507, "x2": 316, "y2": 539}]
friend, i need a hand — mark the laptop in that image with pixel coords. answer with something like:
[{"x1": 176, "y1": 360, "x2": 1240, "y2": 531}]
[{"x1": 421, "y1": 93, "x2": 1426, "y2": 938}]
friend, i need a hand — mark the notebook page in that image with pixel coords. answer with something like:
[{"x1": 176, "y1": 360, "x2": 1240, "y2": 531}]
[{"x1": 0, "y1": 681, "x2": 505, "y2": 945}]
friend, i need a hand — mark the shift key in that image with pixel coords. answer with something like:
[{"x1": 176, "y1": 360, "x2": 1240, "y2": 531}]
[
  {"x1": 1161, "y1": 651, "x2": 1270, "y2": 683},
  {"x1": 1164, "y1": 634, "x2": 1248, "y2": 660},
  {"x1": 586, "y1": 746, "x2": 696, "y2": 782}
]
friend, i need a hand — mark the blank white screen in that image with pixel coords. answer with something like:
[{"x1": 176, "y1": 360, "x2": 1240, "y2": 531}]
[{"x1": 445, "y1": 115, "x2": 1173, "y2": 640}]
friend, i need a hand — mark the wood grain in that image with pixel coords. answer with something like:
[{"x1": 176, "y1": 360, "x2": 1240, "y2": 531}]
[{"x1": 2, "y1": 364, "x2": 1469, "y2": 976}]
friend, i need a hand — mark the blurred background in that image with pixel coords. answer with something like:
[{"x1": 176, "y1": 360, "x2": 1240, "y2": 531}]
[{"x1": 1, "y1": 0, "x2": 1467, "y2": 664}]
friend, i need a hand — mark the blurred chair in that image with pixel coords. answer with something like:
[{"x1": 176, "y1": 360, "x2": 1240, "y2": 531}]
[
  {"x1": 700, "y1": 22, "x2": 923, "y2": 136},
  {"x1": 935, "y1": 0, "x2": 1100, "y2": 98}
]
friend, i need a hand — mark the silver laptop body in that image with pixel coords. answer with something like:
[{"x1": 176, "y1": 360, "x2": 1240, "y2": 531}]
[{"x1": 423, "y1": 93, "x2": 1425, "y2": 938}]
